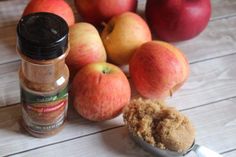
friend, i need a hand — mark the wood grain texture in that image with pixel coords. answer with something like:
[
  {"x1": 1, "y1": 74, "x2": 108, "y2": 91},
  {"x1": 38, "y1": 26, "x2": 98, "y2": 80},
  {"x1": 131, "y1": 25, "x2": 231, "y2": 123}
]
[
  {"x1": 167, "y1": 53, "x2": 236, "y2": 110},
  {"x1": 0, "y1": 0, "x2": 27, "y2": 27},
  {"x1": 211, "y1": 0, "x2": 236, "y2": 20},
  {"x1": 0, "y1": 0, "x2": 235, "y2": 27},
  {"x1": 224, "y1": 150, "x2": 236, "y2": 157},
  {"x1": 0, "y1": 25, "x2": 18, "y2": 65},
  {"x1": 0, "y1": 61, "x2": 20, "y2": 106},
  {"x1": 0, "y1": 0, "x2": 235, "y2": 67},
  {"x1": 0, "y1": 0, "x2": 235, "y2": 157},
  {"x1": 0, "y1": 16, "x2": 236, "y2": 107},
  {"x1": 0, "y1": 105, "x2": 123, "y2": 156},
  {"x1": 175, "y1": 16, "x2": 236, "y2": 63},
  {"x1": 7, "y1": 98, "x2": 236, "y2": 157},
  {"x1": 0, "y1": 0, "x2": 236, "y2": 65},
  {"x1": 2, "y1": 53, "x2": 236, "y2": 109}
]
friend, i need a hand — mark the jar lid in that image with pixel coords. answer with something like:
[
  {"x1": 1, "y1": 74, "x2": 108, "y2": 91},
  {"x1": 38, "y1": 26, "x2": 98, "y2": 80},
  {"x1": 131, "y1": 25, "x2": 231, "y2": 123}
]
[{"x1": 17, "y1": 12, "x2": 69, "y2": 60}]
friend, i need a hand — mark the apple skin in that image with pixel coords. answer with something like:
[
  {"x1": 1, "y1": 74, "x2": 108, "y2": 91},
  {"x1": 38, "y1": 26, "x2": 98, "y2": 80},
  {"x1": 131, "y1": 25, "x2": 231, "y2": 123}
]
[
  {"x1": 74, "y1": 0, "x2": 137, "y2": 26},
  {"x1": 23, "y1": 0, "x2": 75, "y2": 26},
  {"x1": 66, "y1": 23, "x2": 107, "y2": 80},
  {"x1": 129, "y1": 41, "x2": 189, "y2": 99},
  {"x1": 101, "y1": 12, "x2": 152, "y2": 65},
  {"x1": 145, "y1": 0, "x2": 211, "y2": 41},
  {"x1": 72, "y1": 62, "x2": 131, "y2": 121}
]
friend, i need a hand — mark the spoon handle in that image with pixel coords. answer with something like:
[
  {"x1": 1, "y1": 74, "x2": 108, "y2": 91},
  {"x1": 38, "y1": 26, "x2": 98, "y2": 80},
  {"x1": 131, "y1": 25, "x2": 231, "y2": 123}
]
[{"x1": 193, "y1": 144, "x2": 223, "y2": 157}]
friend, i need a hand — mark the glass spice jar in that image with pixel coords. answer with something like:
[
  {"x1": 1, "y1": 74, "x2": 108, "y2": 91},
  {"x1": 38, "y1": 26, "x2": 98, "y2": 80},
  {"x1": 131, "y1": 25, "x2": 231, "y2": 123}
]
[{"x1": 16, "y1": 12, "x2": 70, "y2": 137}]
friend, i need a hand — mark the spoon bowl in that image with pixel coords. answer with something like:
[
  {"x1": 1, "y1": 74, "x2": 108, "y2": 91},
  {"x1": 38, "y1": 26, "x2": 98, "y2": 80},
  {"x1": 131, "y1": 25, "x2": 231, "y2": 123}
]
[{"x1": 129, "y1": 131, "x2": 223, "y2": 157}]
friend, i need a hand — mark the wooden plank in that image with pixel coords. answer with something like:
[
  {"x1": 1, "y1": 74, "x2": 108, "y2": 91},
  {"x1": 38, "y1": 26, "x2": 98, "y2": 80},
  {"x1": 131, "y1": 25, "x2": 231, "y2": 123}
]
[
  {"x1": 175, "y1": 16, "x2": 236, "y2": 63},
  {"x1": 0, "y1": 1, "x2": 234, "y2": 157},
  {"x1": 0, "y1": 0, "x2": 236, "y2": 28},
  {"x1": 167, "y1": 53, "x2": 236, "y2": 110},
  {"x1": 1, "y1": 16, "x2": 236, "y2": 64},
  {"x1": 0, "y1": 0, "x2": 28, "y2": 27},
  {"x1": 8, "y1": 98, "x2": 236, "y2": 157},
  {"x1": 1, "y1": 15, "x2": 236, "y2": 107},
  {"x1": 211, "y1": 0, "x2": 236, "y2": 20},
  {"x1": 0, "y1": 25, "x2": 19, "y2": 64},
  {"x1": 0, "y1": 61, "x2": 20, "y2": 106},
  {"x1": 2, "y1": 52, "x2": 236, "y2": 109},
  {"x1": 0, "y1": 105, "x2": 123, "y2": 156},
  {"x1": 224, "y1": 150, "x2": 236, "y2": 157},
  {"x1": 0, "y1": 0, "x2": 236, "y2": 65}
]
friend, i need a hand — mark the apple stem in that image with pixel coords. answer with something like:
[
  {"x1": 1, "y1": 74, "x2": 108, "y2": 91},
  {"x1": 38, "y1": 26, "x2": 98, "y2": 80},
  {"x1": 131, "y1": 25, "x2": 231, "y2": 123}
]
[{"x1": 169, "y1": 89, "x2": 173, "y2": 97}]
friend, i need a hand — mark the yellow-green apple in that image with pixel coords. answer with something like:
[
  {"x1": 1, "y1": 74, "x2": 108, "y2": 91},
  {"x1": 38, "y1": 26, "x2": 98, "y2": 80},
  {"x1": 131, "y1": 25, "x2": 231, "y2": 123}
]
[
  {"x1": 74, "y1": 0, "x2": 137, "y2": 26},
  {"x1": 145, "y1": 0, "x2": 211, "y2": 41},
  {"x1": 66, "y1": 23, "x2": 107, "y2": 79},
  {"x1": 129, "y1": 41, "x2": 189, "y2": 99},
  {"x1": 23, "y1": 0, "x2": 75, "y2": 26},
  {"x1": 72, "y1": 62, "x2": 131, "y2": 121},
  {"x1": 101, "y1": 12, "x2": 152, "y2": 65}
]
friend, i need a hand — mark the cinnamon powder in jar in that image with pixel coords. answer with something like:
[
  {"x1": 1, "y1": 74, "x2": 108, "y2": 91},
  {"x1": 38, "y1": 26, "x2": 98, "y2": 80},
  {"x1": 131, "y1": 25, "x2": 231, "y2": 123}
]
[{"x1": 16, "y1": 12, "x2": 70, "y2": 137}]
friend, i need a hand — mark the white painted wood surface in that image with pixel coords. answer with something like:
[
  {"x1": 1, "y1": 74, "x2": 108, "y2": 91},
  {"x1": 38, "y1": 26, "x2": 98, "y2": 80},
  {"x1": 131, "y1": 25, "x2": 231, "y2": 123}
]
[
  {"x1": 1, "y1": 97, "x2": 236, "y2": 157},
  {"x1": 0, "y1": 0, "x2": 235, "y2": 157},
  {"x1": 224, "y1": 151, "x2": 236, "y2": 157}
]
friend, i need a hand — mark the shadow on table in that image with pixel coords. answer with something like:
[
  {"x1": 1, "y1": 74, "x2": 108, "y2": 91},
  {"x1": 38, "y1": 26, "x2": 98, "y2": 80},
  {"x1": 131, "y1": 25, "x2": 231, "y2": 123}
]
[
  {"x1": 0, "y1": 104, "x2": 28, "y2": 136},
  {"x1": 100, "y1": 126, "x2": 153, "y2": 157}
]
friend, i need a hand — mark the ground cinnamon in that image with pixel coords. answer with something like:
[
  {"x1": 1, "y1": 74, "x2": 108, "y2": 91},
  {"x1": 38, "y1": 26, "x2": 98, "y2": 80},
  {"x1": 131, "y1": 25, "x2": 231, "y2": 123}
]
[{"x1": 16, "y1": 12, "x2": 70, "y2": 137}]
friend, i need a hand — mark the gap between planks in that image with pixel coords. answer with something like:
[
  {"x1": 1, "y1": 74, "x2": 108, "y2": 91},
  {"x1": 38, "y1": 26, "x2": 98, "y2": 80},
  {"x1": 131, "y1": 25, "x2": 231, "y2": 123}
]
[
  {"x1": 0, "y1": 0, "x2": 235, "y2": 156},
  {"x1": 1, "y1": 0, "x2": 236, "y2": 65},
  {"x1": 0, "y1": 0, "x2": 236, "y2": 29},
  {"x1": 4, "y1": 97, "x2": 236, "y2": 157},
  {"x1": 1, "y1": 52, "x2": 236, "y2": 156},
  {"x1": 223, "y1": 150, "x2": 236, "y2": 157},
  {"x1": 2, "y1": 90, "x2": 236, "y2": 156},
  {"x1": 1, "y1": 47, "x2": 235, "y2": 155},
  {"x1": 1, "y1": 51, "x2": 236, "y2": 110},
  {"x1": 1, "y1": 14, "x2": 236, "y2": 65},
  {"x1": 4, "y1": 125, "x2": 124, "y2": 157}
]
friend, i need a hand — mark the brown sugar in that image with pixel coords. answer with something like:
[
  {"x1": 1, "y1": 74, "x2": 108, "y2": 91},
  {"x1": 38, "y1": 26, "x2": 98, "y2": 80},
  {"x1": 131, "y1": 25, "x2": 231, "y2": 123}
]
[{"x1": 123, "y1": 98, "x2": 195, "y2": 153}]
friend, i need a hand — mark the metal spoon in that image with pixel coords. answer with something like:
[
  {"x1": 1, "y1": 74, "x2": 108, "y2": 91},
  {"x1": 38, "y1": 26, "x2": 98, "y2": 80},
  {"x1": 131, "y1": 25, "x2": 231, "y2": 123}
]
[{"x1": 130, "y1": 132, "x2": 223, "y2": 157}]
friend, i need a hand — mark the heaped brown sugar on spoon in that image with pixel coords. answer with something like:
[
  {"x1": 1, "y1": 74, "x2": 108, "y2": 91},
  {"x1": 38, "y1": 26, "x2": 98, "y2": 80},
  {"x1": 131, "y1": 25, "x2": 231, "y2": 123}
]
[{"x1": 123, "y1": 98, "x2": 195, "y2": 153}]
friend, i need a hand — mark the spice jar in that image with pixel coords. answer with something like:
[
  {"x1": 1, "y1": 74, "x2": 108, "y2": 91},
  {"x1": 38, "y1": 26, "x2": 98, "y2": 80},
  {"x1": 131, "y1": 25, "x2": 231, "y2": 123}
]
[{"x1": 16, "y1": 12, "x2": 70, "y2": 137}]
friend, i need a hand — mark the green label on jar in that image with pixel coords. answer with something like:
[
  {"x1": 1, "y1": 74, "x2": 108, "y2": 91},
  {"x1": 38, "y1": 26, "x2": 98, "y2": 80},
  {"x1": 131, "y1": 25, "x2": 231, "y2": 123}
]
[
  {"x1": 20, "y1": 86, "x2": 68, "y2": 135},
  {"x1": 21, "y1": 87, "x2": 68, "y2": 103}
]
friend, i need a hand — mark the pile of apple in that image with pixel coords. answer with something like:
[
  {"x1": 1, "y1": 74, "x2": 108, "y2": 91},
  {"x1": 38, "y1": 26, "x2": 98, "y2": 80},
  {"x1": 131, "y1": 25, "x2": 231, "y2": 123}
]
[{"x1": 23, "y1": 0, "x2": 211, "y2": 121}]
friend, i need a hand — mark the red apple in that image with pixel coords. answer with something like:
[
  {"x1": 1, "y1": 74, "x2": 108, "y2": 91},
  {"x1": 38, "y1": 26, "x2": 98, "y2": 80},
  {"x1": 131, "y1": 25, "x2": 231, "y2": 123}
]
[
  {"x1": 23, "y1": 0, "x2": 75, "y2": 26},
  {"x1": 130, "y1": 41, "x2": 189, "y2": 99},
  {"x1": 72, "y1": 62, "x2": 131, "y2": 121},
  {"x1": 74, "y1": 0, "x2": 137, "y2": 26},
  {"x1": 66, "y1": 23, "x2": 107, "y2": 80},
  {"x1": 101, "y1": 12, "x2": 152, "y2": 65},
  {"x1": 145, "y1": 0, "x2": 211, "y2": 41}
]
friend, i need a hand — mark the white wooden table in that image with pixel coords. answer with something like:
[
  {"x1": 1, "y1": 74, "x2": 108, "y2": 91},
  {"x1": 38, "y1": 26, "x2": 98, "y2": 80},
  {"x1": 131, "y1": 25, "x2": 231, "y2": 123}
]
[{"x1": 0, "y1": 0, "x2": 236, "y2": 156}]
